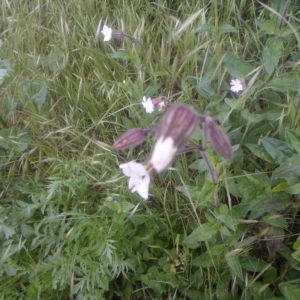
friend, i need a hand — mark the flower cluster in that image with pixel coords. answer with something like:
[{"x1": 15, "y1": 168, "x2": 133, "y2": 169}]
[
  {"x1": 97, "y1": 23, "x2": 234, "y2": 200},
  {"x1": 114, "y1": 105, "x2": 232, "y2": 199}
]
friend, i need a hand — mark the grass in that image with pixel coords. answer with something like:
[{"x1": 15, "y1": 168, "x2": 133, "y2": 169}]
[{"x1": 1, "y1": 0, "x2": 300, "y2": 299}]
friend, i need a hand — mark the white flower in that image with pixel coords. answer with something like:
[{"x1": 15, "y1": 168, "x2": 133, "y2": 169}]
[
  {"x1": 119, "y1": 161, "x2": 150, "y2": 200},
  {"x1": 149, "y1": 137, "x2": 178, "y2": 173},
  {"x1": 230, "y1": 78, "x2": 245, "y2": 93},
  {"x1": 142, "y1": 96, "x2": 154, "y2": 114},
  {"x1": 101, "y1": 25, "x2": 112, "y2": 42}
]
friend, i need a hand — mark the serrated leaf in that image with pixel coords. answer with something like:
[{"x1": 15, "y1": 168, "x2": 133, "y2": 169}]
[{"x1": 262, "y1": 38, "x2": 283, "y2": 74}]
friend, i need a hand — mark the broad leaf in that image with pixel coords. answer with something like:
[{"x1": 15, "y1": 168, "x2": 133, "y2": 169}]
[
  {"x1": 184, "y1": 223, "x2": 218, "y2": 249},
  {"x1": 279, "y1": 282, "x2": 300, "y2": 300},
  {"x1": 261, "y1": 137, "x2": 296, "y2": 163},
  {"x1": 268, "y1": 75, "x2": 300, "y2": 93},
  {"x1": 223, "y1": 53, "x2": 254, "y2": 77},
  {"x1": 272, "y1": 153, "x2": 300, "y2": 181},
  {"x1": 262, "y1": 38, "x2": 283, "y2": 74},
  {"x1": 219, "y1": 24, "x2": 238, "y2": 34}
]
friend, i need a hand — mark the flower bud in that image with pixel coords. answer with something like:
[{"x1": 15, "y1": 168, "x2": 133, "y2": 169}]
[
  {"x1": 204, "y1": 117, "x2": 232, "y2": 160},
  {"x1": 151, "y1": 96, "x2": 170, "y2": 111},
  {"x1": 149, "y1": 105, "x2": 200, "y2": 172},
  {"x1": 113, "y1": 128, "x2": 149, "y2": 150},
  {"x1": 111, "y1": 29, "x2": 125, "y2": 40},
  {"x1": 156, "y1": 104, "x2": 200, "y2": 148}
]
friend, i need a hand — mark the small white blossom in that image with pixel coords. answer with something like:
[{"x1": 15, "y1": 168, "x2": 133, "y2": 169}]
[
  {"x1": 142, "y1": 96, "x2": 154, "y2": 114},
  {"x1": 120, "y1": 161, "x2": 150, "y2": 200},
  {"x1": 149, "y1": 137, "x2": 178, "y2": 173},
  {"x1": 230, "y1": 78, "x2": 245, "y2": 93},
  {"x1": 101, "y1": 25, "x2": 112, "y2": 41}
]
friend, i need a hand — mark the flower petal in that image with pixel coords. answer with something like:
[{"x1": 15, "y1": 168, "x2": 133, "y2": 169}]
[
  {"x1": 149, "y1": 137, "x2": 178, "y2": 173},
  {"x1": 120, "y1": 161, "x2": 150, "y2": 200}
]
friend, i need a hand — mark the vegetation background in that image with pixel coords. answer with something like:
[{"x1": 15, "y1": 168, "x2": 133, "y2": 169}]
[{"x1": 0, "y1": 0, "x2": 300, "y2": 299}]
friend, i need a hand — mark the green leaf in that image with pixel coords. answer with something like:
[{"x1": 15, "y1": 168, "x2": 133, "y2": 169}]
[
  {"x1": 262, "y1": 214, "x2": 288, "y2": 229},
  {"x1": 196, "y1": 74, "x2": 216, "y2": 100},
  {"x1": 261, "y1": 137, "x2": 296, "y2": 163},
  {"x1": 144, "y1": 83, "x2": 162, "y2": 97},
  {"x1": 111, "y1": 49, "x2": 131, "y2": 59},
  {"x1": 0, "y1": 127, "x2": 31, "y2": 152},
  {"x1": 257, "y1": 20, "x2": 278, "y2": 35},
  {"x1": 240, "y1": 255, "x2": 270, "y2": 273},
  {"x1": 292, "y1": 237, "x2": 300, "y2": 262},
  {"x1": 0, "y1": 223, "x2": 15, "y2": 239},
  {"x1": 285, "y1": 130, "x2": 300, "y2": 153},
  {"x1": 22, "y1": 79, "x2": 48, "y2": 109},
  {"x1": 285, "y1": 183, "x2": 300, "y2": 194},
  {"x1": 279, "y1": 282, "x2": 300, "y2": 300},
  {"x1": 43, "y1": 50, "x2": 66, "y2": 72},
  {"x1": 214, "y1": 204, "x2": 238, "y2": 231},
  {"x1": 176, "y1": 181, "x2": 216, "y2": 208},
  {"x1": 268, "y1": 74, "x2": 300, "y2": 93},
  {"x1": 195, "y1": 24, "x2": 211, "y2": 33},
  {"x1": 219, "y1": 24, "x2": 238, "y2": 34},
  {"x1": 184, "y1": 223, "x2": 218, "y2": 249},
  {"x1": 3, "y1": 264, "x2": 17, "y2": 276},
  {"x1": 192, "y1": 244, "x2": 225, "y2": 267},
  {"x1": 262, "y1": 38, "x2": 283, "y2": 74},
  {"x1": 225, "y1": 252, "x2": 244, "y2": 280},
  {"x1": 223, "y1": 53, "x2": 254, "y2": 77},
  {"x1": 245, "y1": 144, "x2": 275, "y2": 163},
  {"x1": 272, "y1": 153, "x2": 300, "y2": 181},
  {"x1": 272, "y1": 182, "x2": 289, "y2": 192}
]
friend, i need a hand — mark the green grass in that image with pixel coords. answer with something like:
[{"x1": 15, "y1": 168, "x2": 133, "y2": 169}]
[{"x1": 1, "y1": 0, "x2": 300, "y2": 299}]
